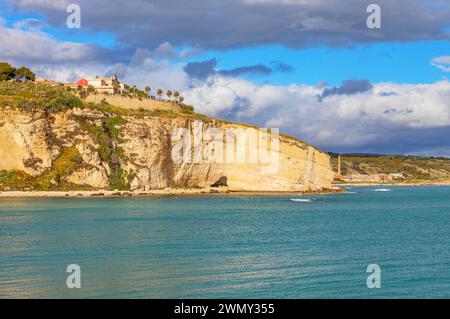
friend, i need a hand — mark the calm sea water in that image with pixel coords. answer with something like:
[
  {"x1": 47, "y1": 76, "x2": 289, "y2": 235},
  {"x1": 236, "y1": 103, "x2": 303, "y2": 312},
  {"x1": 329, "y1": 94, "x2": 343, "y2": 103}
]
[{"x1": 1, "y1": 186, "x2": 450, "y2": 299}]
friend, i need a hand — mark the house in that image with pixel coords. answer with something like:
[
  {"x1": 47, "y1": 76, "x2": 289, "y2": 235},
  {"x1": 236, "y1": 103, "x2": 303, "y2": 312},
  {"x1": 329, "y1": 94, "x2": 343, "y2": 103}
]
[
  {"x1": 389, "y1": 173, "x2": 406, "y2": 180},
  {"x1": 67, "y1": 75, "x2": 128, "y2": 94},
  {"x1": 340, "y1": 173, "x2": 388, "y2": 183},
  {"x1": 88, "y1": 75, "x2": 120, "y2": 94},
  {"x1": 75, "y1": 79, "x2": 88, "y2": 88}
]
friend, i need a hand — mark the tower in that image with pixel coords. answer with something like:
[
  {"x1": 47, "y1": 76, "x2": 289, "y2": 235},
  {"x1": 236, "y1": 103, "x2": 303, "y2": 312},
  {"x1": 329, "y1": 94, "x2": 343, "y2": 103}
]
[{"x1": 338, "y1": 154, "x2": 342, "y2": 176}]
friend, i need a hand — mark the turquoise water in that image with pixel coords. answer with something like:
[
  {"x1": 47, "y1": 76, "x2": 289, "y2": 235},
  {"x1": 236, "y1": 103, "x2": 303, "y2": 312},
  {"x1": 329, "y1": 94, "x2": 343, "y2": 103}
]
[{"x1": 1, "y1": 186, "x2": 450, "y2": 299}]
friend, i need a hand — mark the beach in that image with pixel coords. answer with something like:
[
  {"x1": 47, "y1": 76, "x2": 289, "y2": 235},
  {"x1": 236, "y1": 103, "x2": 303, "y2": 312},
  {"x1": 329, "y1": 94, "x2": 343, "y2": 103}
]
[
  {"x1": 0, "y1": 188, "x2": 226, "y2": 198},
  {"x1": 0, "y1": 187, "x2": 346, "y2": 198}
]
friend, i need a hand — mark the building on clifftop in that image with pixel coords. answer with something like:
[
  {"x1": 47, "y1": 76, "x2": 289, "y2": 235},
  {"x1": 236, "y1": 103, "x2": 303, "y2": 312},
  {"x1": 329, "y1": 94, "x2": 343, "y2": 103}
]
[{"x1": 66, "y1": 75, "x2": 128, "y2": 94}]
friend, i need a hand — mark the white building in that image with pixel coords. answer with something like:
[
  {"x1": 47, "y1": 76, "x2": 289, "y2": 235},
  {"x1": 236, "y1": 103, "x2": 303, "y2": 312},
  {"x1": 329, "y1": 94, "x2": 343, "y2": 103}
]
[{"x1": 69, "y1": 75, "x2": 128, "y2": 94}]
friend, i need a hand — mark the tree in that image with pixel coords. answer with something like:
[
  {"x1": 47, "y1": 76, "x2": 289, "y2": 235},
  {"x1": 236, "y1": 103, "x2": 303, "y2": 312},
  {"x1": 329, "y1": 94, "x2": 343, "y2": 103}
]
[
  {"x1": 145, "y1": 86, "x2": 151, "y2": 97},
  {"x1": 137, "y1": 89, "x2": 146, "y2": 98},
  {"x1": 79, "y1": 89, "x2": 88, "y2": 99},
  {"x1": 113, "y1": 82, "x2": 121, "y2": 94},
  {"x1": 0, "y1": 62, "x2": 16, "y2": 81},
  {"x1": 157, "y1": 89, "x2": 163, "y2": 100},
  {"x1": 15, "y1": 66, "x2": 35, "y2": 82},
  {"x1": 179, "y1": 96, "x2": 184, "y2": 104},
  {"x1": 130, "y1": 85, "x2": 138, "y2": 96},
  {"x1": 173, "y1": 91, "x2": 180, "y2": 102},
  {"x1": 166, "y1": 90, "x2": 173, "y2": 101},
  {"x1": 87, "y1": 85, "x2": 96, "y2": 96},
  {"x1": 122, "y1": 84, "x2": 130, "y2": 95}
]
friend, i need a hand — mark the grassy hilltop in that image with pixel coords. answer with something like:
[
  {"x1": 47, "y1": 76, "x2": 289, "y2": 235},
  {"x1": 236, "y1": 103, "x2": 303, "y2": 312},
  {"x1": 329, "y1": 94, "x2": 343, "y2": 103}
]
[{"x1": 0, "y1": 81, "x2": 199, "y2": 117}]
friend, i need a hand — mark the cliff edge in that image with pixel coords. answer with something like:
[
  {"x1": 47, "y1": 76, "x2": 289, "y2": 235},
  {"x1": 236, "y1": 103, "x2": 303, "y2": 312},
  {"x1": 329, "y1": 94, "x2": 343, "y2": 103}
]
[{"x1": 0, "y1": 82, "x2": 333, "y2": 192}]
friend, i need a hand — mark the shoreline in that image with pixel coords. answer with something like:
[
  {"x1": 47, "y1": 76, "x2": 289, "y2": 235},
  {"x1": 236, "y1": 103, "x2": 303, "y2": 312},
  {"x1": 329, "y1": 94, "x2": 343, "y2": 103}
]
[
  {"x1": 2, "y1": 182, "x2": 449, "y2": 198},
  {"x1": 0, "y1": 187, "x2": 344, "y2": 199},
  {"x1": 334, "y1": 181, "x2": 450, "y2": 187}
]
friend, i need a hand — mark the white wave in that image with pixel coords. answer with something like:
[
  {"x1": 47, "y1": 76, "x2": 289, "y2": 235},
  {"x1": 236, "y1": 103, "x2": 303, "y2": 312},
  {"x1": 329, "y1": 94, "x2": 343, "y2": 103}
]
[
  {"x1": 374, "y1": 189, "x2": 392, "y2": 192},
  {"x1": 290, "y1": 198, "x2": 312, "y2": 202}
]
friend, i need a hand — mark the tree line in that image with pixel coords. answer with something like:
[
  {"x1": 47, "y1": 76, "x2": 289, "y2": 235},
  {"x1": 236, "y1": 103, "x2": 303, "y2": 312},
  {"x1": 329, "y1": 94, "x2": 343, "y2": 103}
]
[
  {"x1": 144, "y1": 87, "x2": 185, "y2": 104},
  {"x1": 0, "y1": 62, "x2": 35, "y2": 82},
  {"x1": 77, "y1": 83, "x2": 186, "y2": 105}
]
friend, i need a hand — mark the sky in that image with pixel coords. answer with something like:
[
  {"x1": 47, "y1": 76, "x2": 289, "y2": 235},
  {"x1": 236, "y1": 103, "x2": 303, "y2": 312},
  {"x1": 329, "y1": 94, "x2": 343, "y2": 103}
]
[{"x1": 0, "y1": 0, "x2": 449, "y2": 156}]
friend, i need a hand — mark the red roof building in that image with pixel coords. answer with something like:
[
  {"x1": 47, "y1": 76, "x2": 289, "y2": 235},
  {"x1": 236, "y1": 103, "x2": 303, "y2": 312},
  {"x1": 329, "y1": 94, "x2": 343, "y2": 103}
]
[{"x1": 76, "y1": 79, "x2": 89, "y2": 87}]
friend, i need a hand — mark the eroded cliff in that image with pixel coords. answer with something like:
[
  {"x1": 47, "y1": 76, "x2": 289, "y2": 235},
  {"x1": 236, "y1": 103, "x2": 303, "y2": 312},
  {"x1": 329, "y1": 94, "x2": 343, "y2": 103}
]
[{"x1": 0, "y1": 84, "x2": 333, "y2": 192}]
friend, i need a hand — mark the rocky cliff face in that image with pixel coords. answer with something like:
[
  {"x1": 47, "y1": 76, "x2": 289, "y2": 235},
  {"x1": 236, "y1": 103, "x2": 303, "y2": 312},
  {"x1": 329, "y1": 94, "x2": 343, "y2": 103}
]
[{"x1": 0, "y1": 106, "x2": 333, "y2": 192}]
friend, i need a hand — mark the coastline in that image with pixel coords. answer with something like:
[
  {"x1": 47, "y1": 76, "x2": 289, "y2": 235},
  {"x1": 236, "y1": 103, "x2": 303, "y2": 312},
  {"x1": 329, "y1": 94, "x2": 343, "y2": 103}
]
[
  {"x1": 334, "y1": 181, "x2": 450, "y2": 187},
  {"x1": 0, "y1": 187, "x2": 344, "y2": 198},
  {"x1": 1, "y1": 182, "x2": 449, "y2": 199}
]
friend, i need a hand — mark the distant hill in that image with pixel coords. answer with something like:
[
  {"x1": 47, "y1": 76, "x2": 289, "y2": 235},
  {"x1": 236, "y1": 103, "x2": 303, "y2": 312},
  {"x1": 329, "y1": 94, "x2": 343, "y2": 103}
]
[{"x1": 330, "y1": 154, "x2": 450, "y2": 183}]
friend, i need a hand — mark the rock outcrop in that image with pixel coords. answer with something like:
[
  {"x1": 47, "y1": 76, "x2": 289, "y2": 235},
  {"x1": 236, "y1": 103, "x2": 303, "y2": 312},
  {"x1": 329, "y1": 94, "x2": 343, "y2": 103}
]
[{"x1": 0, "y1": 106, "x2": 333, "y2": 192}]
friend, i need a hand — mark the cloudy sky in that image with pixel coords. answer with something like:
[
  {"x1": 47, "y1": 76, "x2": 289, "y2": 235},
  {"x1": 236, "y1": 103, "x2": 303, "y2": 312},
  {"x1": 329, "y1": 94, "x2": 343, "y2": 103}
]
[{"x1": 1, "y1": 0, "x2": 450, "y2": 155}]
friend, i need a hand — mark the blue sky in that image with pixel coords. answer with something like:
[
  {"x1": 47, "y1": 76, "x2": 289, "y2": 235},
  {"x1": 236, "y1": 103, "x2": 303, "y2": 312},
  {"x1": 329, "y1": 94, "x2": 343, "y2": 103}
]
[{"x1": 1, "y1": 0, "x2": 450, "y2": 156}]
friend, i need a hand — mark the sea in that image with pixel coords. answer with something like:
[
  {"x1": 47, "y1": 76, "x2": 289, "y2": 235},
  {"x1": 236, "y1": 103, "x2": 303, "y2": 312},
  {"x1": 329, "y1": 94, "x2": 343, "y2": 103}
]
[{"x1": 1, "y1": 186, "x2": 450, "y2": 299}]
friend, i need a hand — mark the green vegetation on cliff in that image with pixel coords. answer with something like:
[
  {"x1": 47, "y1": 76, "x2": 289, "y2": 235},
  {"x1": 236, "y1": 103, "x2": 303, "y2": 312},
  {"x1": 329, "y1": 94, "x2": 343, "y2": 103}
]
[
  {"x1": 0, "y1": 81, "x2": 213, "y2": 191},
  {"x1": 0, "y1": 147, "x2": 90, "y2": 191},
  {"x1": 0, "y1": 83, "x2": 125, "y2": 190},
  {"x1": 72, "y1": 113, "x2": 131, "y2": 190},
  {"x1": 0, "y1": 81, "x2": 82, "y2": 111},
  {"x1": 0, "y1": 81, "x2": 209, "y2": 120}
]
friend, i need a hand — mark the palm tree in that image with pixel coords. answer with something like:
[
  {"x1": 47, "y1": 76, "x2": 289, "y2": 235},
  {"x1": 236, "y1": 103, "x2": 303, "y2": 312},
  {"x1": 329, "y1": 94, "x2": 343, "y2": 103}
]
[
  {"x1": 131, "y1": 85, "x2": 138, "y2": 97},
  {"x1": 157, "y1": 89, "x2": 163, "y2": 100},
  {"x1": 174, "y1": 91, "x2": 180, "y2": 103},
  {"x1": 166, "y1": 90, "x2": 173, "y2": 101},
  {"x1": 145, "y1": 86, "x2": 151, "y2": 97},
  {"x1": 179, "y1": 96, "x2": 184, "y2": 104}
]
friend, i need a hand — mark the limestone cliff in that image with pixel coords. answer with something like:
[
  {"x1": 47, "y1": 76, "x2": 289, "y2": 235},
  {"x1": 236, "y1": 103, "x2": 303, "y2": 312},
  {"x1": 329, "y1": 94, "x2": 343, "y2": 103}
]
[{"x1": 0, "y1": 105, "x2": 333, "y2": 192}]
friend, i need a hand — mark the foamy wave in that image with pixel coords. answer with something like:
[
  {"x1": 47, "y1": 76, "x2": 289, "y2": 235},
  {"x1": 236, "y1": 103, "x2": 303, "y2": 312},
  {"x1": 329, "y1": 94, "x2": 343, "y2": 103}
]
[
  {"x1": 374, "y1": 189, "x2": 392, "y2": 192},
  {"x1": 290, "y1": 199, "x2": 312, "y2": 202}
]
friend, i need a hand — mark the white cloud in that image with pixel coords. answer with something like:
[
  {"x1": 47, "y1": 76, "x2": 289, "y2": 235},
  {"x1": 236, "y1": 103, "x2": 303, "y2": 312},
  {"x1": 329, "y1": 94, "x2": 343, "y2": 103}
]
[
  {"x1": 183, "y1": 76, "x2": 450, "y2": 154},
  {"x1": 15, "y1": 0, "x2": 70, "y2": 10},
  {"x1": 105, "y1": 51, "x2": 189, "y2": 92},
  {"x1": 0, "y1": 21, "x2": 100, "y2": 64},
  {"x1": 33, "y1": 64, "x2": 106, "y2": 83},
  {"x1": 12, "y1": 18, "x2": 45, "y2": 31},
  {"x1": 431, "y1": 56, "x2": 450, "y2": 72}
]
